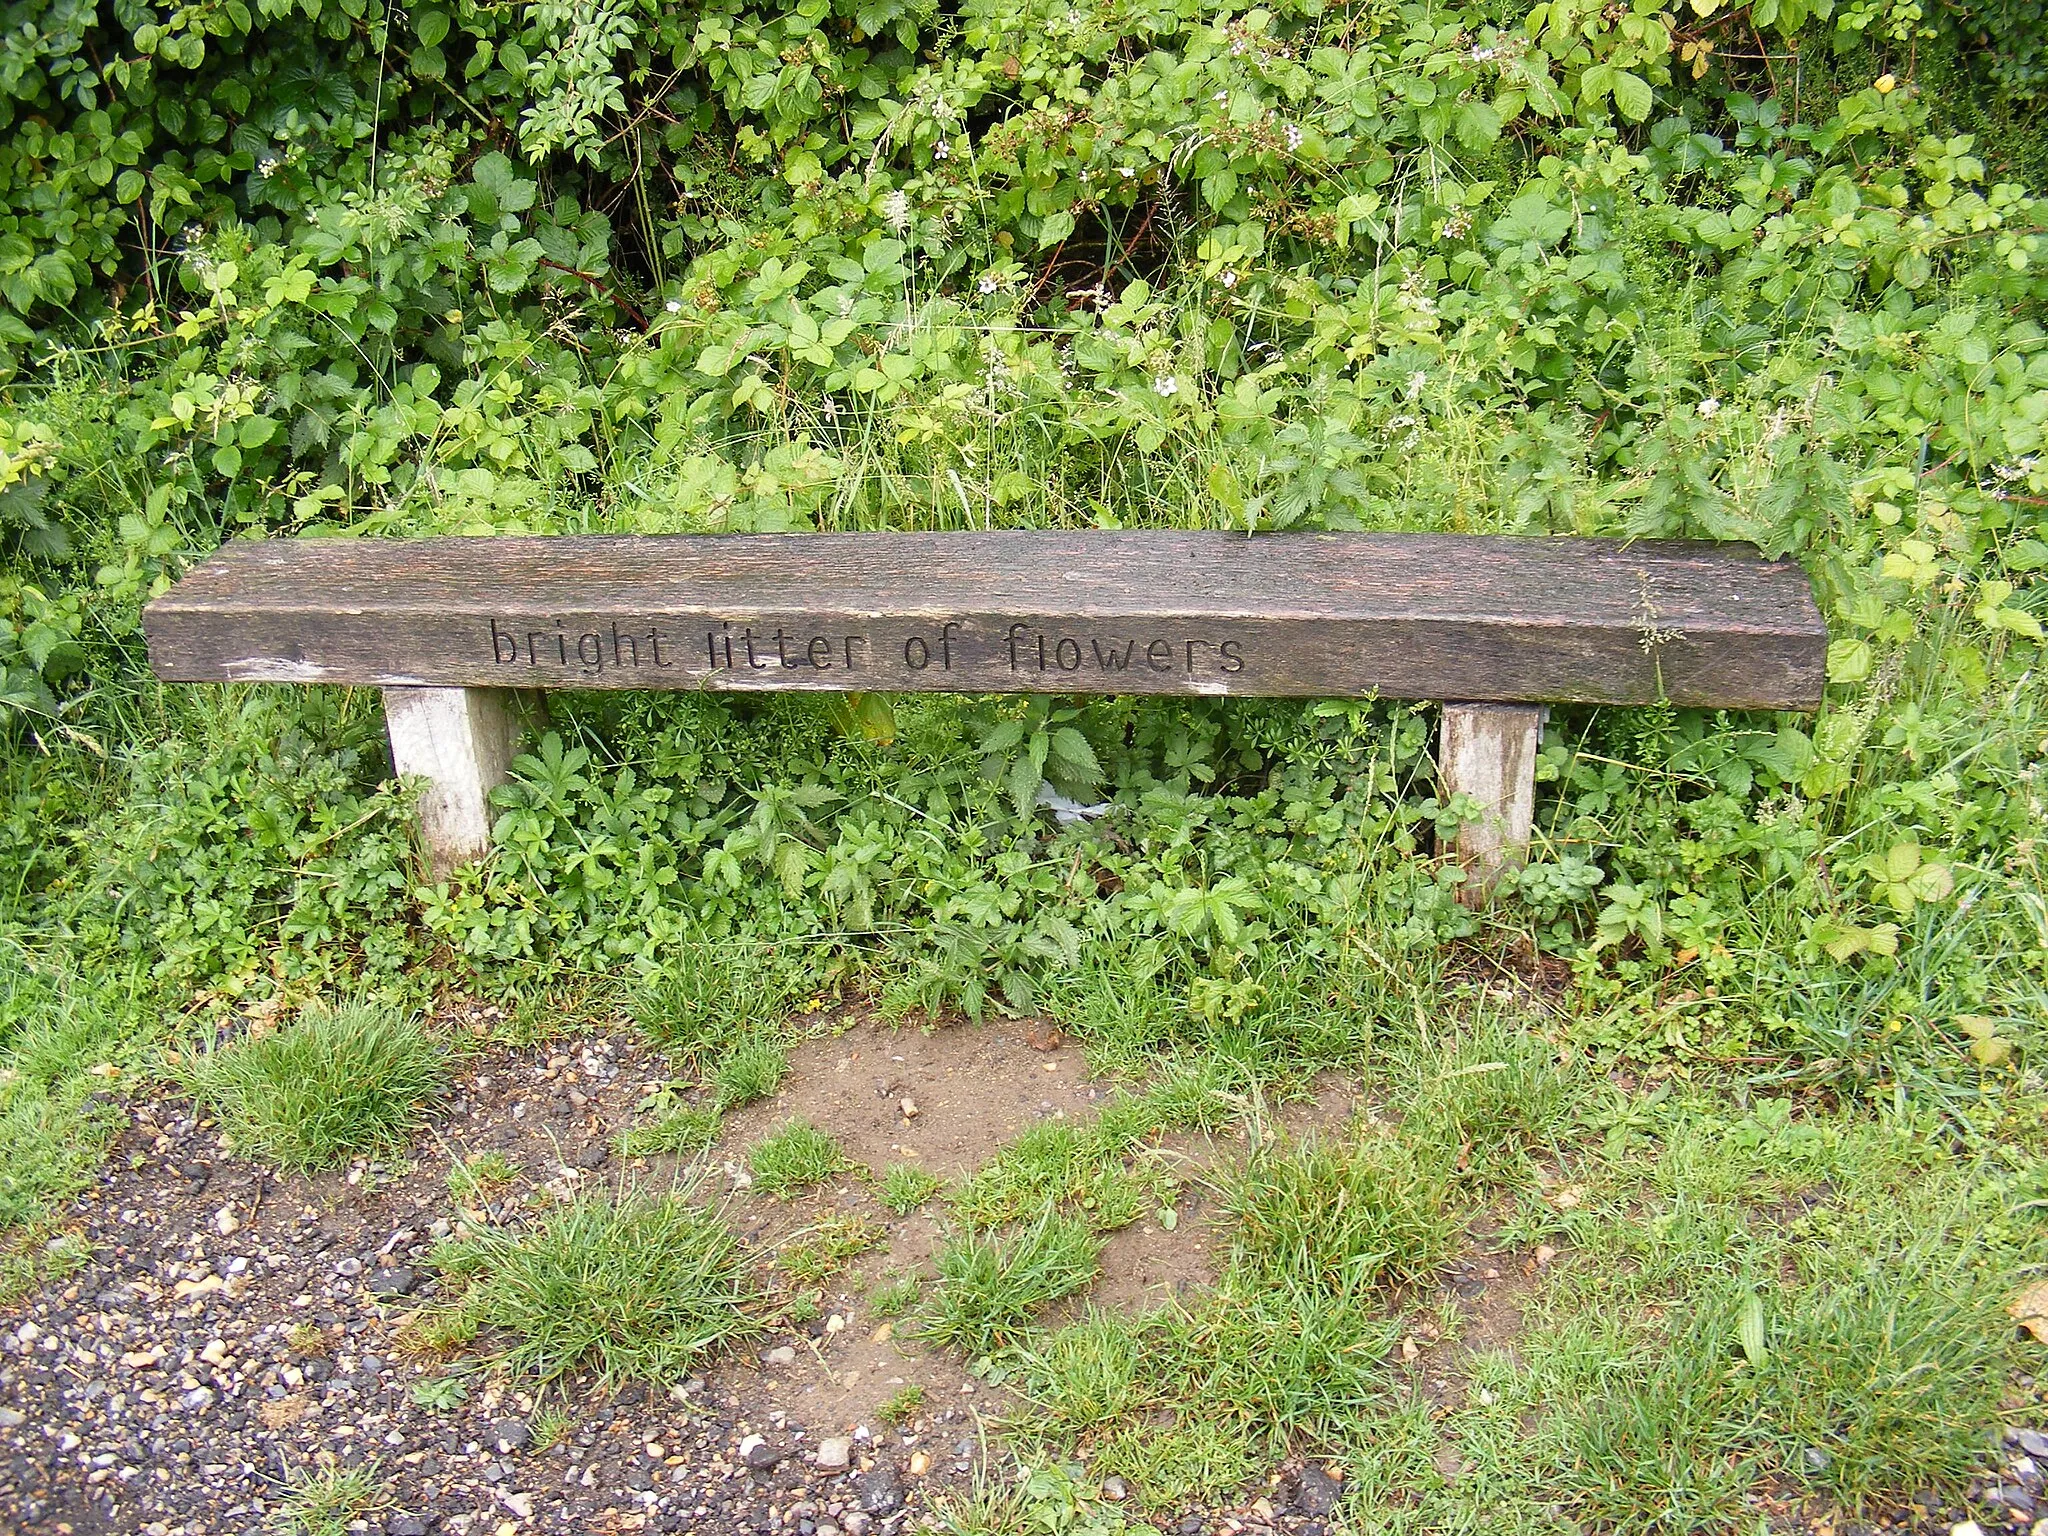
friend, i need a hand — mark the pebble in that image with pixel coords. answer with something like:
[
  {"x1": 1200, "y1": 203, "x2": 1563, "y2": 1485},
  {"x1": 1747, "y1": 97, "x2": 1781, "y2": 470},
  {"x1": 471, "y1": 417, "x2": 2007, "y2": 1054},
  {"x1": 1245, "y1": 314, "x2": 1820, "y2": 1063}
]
[
  {"x1": 0, "y1": 1408, "x2": 24, "y2": 1429},
  {"x1": 493, "y1": 1418, "x2": 532, "y2": 1453},
  {"x1": 764, "y1": 1345, "x2": 798, "y2": 1366},
  {"x1": 859, "y1": 1461, "x2": 904, "y2": 1513},
  {"x1": 1296, "y1": 1464, "x2": 1342, "y2": 1516},
  {"x1": 817, "y1": 1436, "x2": 853, "y2": 1470},
  {"x1": 367, "y1": 1264, "x2": 423, "y2": 1297}
]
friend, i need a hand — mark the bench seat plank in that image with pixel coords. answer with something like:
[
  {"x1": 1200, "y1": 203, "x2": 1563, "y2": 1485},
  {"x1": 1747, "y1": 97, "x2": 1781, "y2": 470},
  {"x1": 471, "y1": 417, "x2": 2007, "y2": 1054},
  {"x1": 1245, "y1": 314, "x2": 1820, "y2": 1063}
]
[{"x1": 144, "y1": 531, "x2": 1826, "y2": 709}]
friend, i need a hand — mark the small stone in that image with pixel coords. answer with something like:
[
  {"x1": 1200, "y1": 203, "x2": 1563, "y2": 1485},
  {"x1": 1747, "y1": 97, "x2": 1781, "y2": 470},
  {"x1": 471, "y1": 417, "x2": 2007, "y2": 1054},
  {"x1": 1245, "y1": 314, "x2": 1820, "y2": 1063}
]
[
  {"x1": 817, "y1": 1437, "x2": 853, "y2": 1470},
  {"x1": 0, "y1": 1407, "x2": 25, "y2": 1429},
  {"x1": 367, "y1": 1266, "x2": 423, "y2": 1298},
  {"x1": 15, "y1": 1322, "x2": 40, "y2": 1345},
  {"x1": 501, "y1": 1490, "x2": 534, "y2": 1519},
  {"x1": 1296, "y1": 1464, "x2": 1342, "y2": 1517},
  {"x1": 388, "y1": 1518, "x2": 430, "y2": 1536},
  {"x1": 181, "y1": 1387, "x2": 216, "y2": 1411},
  {"x1": 859, "y1": 1462, "x2": 904, "y2": 1513},
  {"x1": 200, "y1": 1339, "x2": 229, "y2": 1366},
  {"x1": 899, "y1": 1097, "x2": 918, "y2": 1120},
  {"x1": 825, "y1": 1315, "x2": 846, "y2": 1335},
  {"x1": 2023, "y1": 1431, "x2": 2048, "y2": 1461},
  {"x1": 870, "y1": 1323, "x2": 894, "y2": 1344},
  {"x1": 493, "y1": 1419, "x2": 532, "y2": 1453},
  {"x1": 1534, "y1": 1244, "x2": 1558, "y2": 1267},
  {"x1": 335, "y1": 1257, "x2": 364, "y2": 1278},
  {"x1": 764, "y1": 1345, "x2": 798, "y2": 1366},
  {"x1": 1952, "y1": 1522, "x2": 1986, "y2": 1536},
  {"x1": 214, "y1": 1207, "x2": 240, "y2": 1237},
  {"x1": 907, "y1": 1451, "x2": 930, "y2": 1477},
  {"x1": 1100, "y1": 1476, "x2": 1128, "y2": 1501},
  {"x1": 741, "y1": 1435, "x2": 786, "y2": 1470}
]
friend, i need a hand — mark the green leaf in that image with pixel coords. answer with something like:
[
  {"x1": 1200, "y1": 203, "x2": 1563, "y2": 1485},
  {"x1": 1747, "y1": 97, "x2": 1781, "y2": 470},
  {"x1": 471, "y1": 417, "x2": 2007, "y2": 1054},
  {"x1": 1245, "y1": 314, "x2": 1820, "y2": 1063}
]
[
  {"x1": 1610, "y1": 71, "x2": 1654, "y2": 122},
  {"x1": 1738, "y1": 1293, "x2": 1766, "y2": 1364},
  {"x1": 415, "y1": 8, "x2": 449, "y2": 46}
]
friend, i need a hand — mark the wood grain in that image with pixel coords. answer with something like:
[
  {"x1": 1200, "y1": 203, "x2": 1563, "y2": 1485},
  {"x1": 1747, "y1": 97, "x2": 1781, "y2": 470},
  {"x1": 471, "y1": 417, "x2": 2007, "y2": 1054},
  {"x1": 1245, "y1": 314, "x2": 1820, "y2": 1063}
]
[{"x1": 143, "y1": 531, "x2": 1827, "y2": 709}]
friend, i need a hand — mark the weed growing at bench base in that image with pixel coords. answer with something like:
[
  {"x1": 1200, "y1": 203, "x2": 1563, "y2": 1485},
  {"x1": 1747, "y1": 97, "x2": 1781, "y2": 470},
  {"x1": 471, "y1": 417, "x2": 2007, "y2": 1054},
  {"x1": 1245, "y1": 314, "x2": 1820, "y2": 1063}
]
[
  {"x1": 429, "y1": 1188, "x2": 761, "y2": 1390},
  {"x1": 920, "y1": 1212, "x2": 1102, "y2": 1358},
  {"x1": 185, "y1": 1003, "x2": 448, "y2": 1172}
]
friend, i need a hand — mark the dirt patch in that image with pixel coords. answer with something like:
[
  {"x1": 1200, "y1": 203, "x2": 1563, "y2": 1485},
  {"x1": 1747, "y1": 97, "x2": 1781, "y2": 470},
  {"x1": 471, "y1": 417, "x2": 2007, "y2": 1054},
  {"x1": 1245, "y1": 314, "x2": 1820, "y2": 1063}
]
[{"x1": 714, "y1": 1012, "x2": 1107, "y2": 1180}]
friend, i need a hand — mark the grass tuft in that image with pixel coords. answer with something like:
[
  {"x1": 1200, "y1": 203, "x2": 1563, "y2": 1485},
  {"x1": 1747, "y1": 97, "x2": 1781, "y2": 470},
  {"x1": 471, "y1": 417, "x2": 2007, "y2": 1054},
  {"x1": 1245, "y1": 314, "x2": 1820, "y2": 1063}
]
[
  {"x1": 429, "y1": 1186, "x2": 762, "y2": 1389},
  {"x1": 920, "y1": 1211, "x2": 1101, "y2": 1357},
  {"x1": 778, "y1": 1214, "x2": 884, "y2": 1283},
  {"x1": 714, "y1": 1035, "x2": 789, "y2": 1110},
  {"x1": 274, "y1": 1460, "x2": 390, "y2": 1536},
  {"x1": 748, "y1": 1119, "x2": 855, "y2": 1195},
  {"x1": 447, "y1": 1150, "x2": 518, "y2": 1206},
  {"x1": 878, "y1": 1162, "x2": 945, "y2": 1214},
  {"x1": 187, "y1": 1002, "x2": 447, "y2": 1171},
  {"x1": 617, "y1": 1102, "x2": 722, "y2": 1158},
  {"x1": 1221, "y1": 1128, "x2": 1459, "y2": 1302}
]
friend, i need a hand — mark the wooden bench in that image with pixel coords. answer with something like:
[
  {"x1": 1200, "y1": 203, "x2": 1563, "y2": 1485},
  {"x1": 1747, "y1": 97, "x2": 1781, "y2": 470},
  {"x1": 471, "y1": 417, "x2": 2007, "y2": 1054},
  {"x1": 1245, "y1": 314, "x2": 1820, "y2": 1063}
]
[{"x1": 143, "y1": 531, "x2": 1826, "y2": 893}]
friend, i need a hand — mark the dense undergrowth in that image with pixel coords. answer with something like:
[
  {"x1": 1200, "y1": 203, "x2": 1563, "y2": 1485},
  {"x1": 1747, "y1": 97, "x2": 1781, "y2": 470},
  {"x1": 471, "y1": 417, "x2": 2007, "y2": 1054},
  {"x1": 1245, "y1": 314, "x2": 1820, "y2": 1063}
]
[{"x1": 2, "y1": 0, "x2": 2048, "y2": 1517}]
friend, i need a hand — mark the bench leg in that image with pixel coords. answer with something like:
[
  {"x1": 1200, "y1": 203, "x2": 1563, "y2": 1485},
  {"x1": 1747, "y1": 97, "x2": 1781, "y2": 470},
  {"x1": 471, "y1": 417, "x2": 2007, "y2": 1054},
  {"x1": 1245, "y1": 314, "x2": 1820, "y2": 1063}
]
[
  {"x1": 1440, "y1": 703, "x2": 1543, "y2": 905},
  {"x1": 382, "y1": 686, "x2": 521, "y2": 876}
]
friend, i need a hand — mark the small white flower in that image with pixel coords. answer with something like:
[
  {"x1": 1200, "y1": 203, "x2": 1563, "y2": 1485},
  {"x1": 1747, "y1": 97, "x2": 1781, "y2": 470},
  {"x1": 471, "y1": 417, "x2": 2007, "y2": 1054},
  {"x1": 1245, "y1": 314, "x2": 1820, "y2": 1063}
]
[
  {"x1": 1214, "y1": 91, "x2": 1228, "y2": 104},
  {"x1": 882, "y1": 190, "x2": 911, "y2": 230},
  {"x1": 1153, "y1": 375, "x2": 1179, "y2": 397},
  {"x1": 1283, "y1": 123, "x2": 1303, "y2": 151},
  {"x1": 1406, "y1": 370, "x2": 1427, "y2": 400},
  {"x1": 258, "y1": 156, "x2": 280, "y2": 179},
  {"x1": 1471, "y1": 45, "x2": 1498, "y2": 62},
  {"x1": 1220, "y1": 269, "x2": 1239, "y2": 289},
  {"x1": 932, "y1": 140, "x2": 948, "y2": 160},
  {"x1": 665, "y1": 299, "x2": 683, "y2": 314},
  {"x1": 1698, "y1": 397, "x2": 1721, "y2": 419},
  {"x1": 1118, "y1": 166, "x2": 1136, "y2": 179},
  {"x1": 979, "y1": 274, "x2": 998, "y2": 295}
]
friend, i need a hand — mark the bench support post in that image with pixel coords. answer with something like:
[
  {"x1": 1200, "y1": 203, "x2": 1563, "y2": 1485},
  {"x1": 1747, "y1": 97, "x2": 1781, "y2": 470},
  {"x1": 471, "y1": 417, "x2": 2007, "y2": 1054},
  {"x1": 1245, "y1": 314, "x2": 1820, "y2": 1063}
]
[
  {"x1": 382, "y1": 686, "x2": 520, "y2": 876},
  {"x1": 1440, "y1": 703, "x2": 1543, "y2": 905}
]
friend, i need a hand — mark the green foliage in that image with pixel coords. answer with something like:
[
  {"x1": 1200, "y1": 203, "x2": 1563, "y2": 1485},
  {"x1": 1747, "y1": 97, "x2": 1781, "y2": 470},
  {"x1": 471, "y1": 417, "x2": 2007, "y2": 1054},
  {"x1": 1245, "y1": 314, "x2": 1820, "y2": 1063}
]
[
  {"x1": 446, "y1": 1150, "x2": 518, "y2": 1205},
  {"x1": 868, "y1": 1271, "x2": 921, "y2": 1317},
  {"x1": 407, "y1": 1373, "x2": 471, "y2": 1411},
  {"x1": 185, "y1": 1001, "x2": 448, "y2": 1171},
  {"x1": 777, "y1": 1214, "x2": 883, "y2": 1283},
  {"x1": 878, "y1": 1163, "x2": 945, "y2": 1214},
  {"x1": 429, "y1": 1187, "x2": 762, "y2": 1388},
  {"x1": 714, "y1": 1036, "x2": 790, "y2": 1111},
  {"x1": 0, "y1": 0, "x2": 2045, "y2": 1519},
  {"x1": 920, "y1": 1211, "x2": 1103, "y2": 1358},
  {"x1": 747, "y1": 1118, "x2": 854, "y2": 1195},
  {"x1": 275, "y1": 1462, "x2": 391, "y2": 1536}
]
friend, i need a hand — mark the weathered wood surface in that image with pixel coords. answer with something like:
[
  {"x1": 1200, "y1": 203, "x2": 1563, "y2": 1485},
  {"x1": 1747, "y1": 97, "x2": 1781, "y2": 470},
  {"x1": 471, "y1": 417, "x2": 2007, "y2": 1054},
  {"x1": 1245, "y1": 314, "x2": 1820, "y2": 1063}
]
[
  {"x1": 382, "y1": 686, "x2": 520, "y2": 875},
  {"x1": 1441, "y1": 703, "x2": 1544, "y2": 902},
  {"x1": 144, "y1": 531, "x2": 1827, "y2": 709}
]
